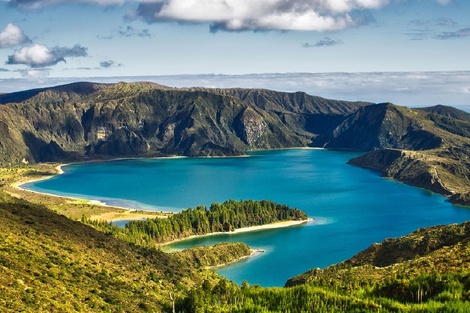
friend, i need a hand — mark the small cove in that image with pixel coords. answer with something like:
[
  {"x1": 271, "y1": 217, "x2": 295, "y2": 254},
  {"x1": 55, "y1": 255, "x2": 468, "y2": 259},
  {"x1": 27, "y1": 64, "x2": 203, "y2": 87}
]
[{"x1": 23, "y1": 149, "x2": 470, "y2": 286}]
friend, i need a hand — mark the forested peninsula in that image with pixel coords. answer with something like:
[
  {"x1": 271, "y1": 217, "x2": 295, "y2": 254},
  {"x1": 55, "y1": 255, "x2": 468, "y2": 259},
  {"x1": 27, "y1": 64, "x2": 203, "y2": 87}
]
[{"x1": 83, "y1": 199, "x2": 308, "y2": 245}]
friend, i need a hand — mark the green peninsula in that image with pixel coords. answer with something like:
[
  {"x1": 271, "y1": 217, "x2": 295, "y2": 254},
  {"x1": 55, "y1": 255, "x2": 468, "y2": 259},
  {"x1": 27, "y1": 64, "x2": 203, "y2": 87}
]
[{"x1": 83, "y1": 199, "x2": 308, "y2": 246}]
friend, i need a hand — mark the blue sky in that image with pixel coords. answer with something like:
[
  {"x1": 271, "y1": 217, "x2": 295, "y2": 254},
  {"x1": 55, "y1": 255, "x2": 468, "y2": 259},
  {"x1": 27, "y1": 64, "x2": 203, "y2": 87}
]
[{"x1": 0, "y1": 0, "x2": 469, "y2": 107}]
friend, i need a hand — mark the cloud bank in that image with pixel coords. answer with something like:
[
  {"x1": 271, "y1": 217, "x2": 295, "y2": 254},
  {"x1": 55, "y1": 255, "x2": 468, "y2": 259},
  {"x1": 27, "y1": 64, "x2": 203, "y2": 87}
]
[
  {"x1": 7, "y1": 0, "x2": 457, "y2": 32},
  {"x1": 1, "y1": 72, "x2": 469, "y2": 108},
  {"x1": 126, "y1": 0, "x2": 389, "y2": 32}
]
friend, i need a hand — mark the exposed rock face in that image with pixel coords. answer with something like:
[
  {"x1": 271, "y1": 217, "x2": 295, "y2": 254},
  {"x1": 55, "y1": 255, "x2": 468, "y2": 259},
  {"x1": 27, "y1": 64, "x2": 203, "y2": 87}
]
[
  {"x1": 348, "y1": 149, "x2": 451, "y2": 196},
  {"x1": 235, "y1": 107, "x2": 268, "y2": 147}
]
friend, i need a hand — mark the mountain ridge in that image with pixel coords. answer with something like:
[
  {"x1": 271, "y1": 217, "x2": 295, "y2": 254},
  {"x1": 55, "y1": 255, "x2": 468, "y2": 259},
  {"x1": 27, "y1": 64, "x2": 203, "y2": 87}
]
[{"x1": 1, "y1": 81, "x2": 469, "y2": 205}]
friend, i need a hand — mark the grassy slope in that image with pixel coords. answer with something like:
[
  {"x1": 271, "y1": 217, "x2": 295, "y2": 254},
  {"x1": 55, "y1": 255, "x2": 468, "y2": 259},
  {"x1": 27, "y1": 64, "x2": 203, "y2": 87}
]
[
  {"x1": 287, "y1": 222, "x2": 470, "y2": 287},
  {"x1": 0, "y1": 190, "x2": 245, "y2": 312}
]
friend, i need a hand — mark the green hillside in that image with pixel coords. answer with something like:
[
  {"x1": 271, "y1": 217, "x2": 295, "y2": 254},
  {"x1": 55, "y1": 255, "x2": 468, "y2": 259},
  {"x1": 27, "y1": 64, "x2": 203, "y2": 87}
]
[
  {"x1": 1, "y1": 174, "x2": 470, "y2": 312},
  {"x1": 0, "y1": 191, "x2": 250, "y2": 312},
  {"x1": 178, "y1": 222, "x2": 470, "y2": 312}
]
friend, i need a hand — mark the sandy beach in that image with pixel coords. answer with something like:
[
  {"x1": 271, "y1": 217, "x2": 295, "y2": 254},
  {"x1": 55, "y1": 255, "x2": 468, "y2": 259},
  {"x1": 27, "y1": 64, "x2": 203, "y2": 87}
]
[
  {"x1": 11, "y1": 164, "x2": 65, "y2": 190},
  {"x1": 207, "y1": 248, "x2": 265, "y2": 269},
  {"x1": 162, "y1": 218, "x2": 313, "y2": 250}
]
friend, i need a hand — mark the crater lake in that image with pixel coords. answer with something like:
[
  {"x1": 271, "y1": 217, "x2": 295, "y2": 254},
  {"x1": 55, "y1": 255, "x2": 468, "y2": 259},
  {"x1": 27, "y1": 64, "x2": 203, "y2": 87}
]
[{"x1": 23, "y1": 149, "x2": 470, "y2": 286}]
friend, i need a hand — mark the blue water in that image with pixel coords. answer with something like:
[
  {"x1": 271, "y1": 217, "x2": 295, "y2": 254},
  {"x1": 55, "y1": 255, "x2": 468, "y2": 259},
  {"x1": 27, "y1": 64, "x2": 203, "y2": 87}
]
[{"x1": 24, "y1": 149, "x2": 470, "y2": 286}]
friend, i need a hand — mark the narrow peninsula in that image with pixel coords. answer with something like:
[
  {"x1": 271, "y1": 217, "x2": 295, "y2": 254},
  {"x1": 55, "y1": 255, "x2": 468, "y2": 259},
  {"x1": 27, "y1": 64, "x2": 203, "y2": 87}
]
[{"x1": 83, "y1": 199, "x2": 309, "y2": 246}]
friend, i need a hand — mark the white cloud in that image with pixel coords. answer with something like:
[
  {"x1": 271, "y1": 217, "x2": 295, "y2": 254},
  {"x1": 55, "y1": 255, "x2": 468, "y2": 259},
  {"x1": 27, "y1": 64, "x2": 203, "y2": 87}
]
[
  {"x1": 7, "y1": 44, "x2": 88, "y2": 67},
  {"x1": 8, "y1": 44, "x2": 56, "y2": 67},
  {"x1": 137, "y1": 0, "x2": 389, "y2": 31},
  {"x1": 12, "y1": 0, "x2": 456, "y2": 32},
  {"x1": 0, "y1": 23, "x2": 29, "y2": 48}
]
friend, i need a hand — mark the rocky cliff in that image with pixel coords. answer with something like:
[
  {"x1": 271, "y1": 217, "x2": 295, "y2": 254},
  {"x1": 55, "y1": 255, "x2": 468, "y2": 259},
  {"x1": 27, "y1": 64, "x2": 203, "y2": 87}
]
[{"x1": 313, "y1": 103, "x2": 442, "y2": 151}]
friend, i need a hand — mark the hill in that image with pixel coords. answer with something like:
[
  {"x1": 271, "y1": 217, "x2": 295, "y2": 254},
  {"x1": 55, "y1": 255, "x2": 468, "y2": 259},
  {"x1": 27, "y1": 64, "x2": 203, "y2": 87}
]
[
  {"x1": 2, "y1": 179, "x2": 470, "y2": 312},
  {"x1": 314, "y1": 102, "x2": 470, "y2": 205},
  {"x1": 0, "y1": 191, "x2": 254, "y2": 312}
]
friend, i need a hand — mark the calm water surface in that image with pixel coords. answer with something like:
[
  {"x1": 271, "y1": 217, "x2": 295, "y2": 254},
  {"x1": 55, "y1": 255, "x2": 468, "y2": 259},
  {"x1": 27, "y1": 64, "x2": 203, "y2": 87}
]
[{"x1": 24, "y1": 149, "x2": 470, "y2": 286}]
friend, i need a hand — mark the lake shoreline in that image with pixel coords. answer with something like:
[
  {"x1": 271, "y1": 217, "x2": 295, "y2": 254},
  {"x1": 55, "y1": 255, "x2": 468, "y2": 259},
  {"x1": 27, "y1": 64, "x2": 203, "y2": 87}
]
[
  {"x1": 206, "y1": 248, "x2": 266, "y2": 270},
  {"x1": 10, "y1": 163, "x2": 168, "y2": 222},
  {"x1": 12, "y1": 149, "x2": 322, "y2": 222}
]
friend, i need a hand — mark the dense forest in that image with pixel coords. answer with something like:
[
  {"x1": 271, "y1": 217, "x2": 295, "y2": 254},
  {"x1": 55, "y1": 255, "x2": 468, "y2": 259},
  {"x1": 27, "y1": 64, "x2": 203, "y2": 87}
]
[{"x1": 84, "y1": 199, "x2": 307, "y2": 245}]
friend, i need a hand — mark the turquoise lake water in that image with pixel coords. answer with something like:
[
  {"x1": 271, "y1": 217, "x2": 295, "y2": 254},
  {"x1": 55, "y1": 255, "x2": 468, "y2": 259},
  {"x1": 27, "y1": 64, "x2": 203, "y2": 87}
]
[{"x1": 24, "y1": 149, "x2": 470, "y2": 286}]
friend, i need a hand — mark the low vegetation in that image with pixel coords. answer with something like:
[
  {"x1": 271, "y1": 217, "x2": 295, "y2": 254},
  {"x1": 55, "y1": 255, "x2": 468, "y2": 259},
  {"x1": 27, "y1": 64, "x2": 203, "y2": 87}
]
[
  {"x1": 173, "y1": 243, "x2": 253, "y2": 269},
  {"x1": 2, "y1": 82, "x2": 470, "y2": 311}
]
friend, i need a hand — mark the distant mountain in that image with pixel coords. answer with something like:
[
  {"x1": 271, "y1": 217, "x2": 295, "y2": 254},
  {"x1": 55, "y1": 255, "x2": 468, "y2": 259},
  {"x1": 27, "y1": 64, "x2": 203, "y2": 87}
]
[
  {"x1": 0, "y1": 82, "x2": 107, "y2": 105},
  {"x1": 417, "y1": 104, "x2": 470, "y2": 121},
  {"x1": 1, "y1": 81, "x2": 469, "y2": 205}
]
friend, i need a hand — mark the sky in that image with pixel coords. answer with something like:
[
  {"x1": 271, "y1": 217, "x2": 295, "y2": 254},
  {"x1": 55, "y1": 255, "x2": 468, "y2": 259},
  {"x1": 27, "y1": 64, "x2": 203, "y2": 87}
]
[{"x1": 0, "y1": 0, "x2": 469, "y2": 107}]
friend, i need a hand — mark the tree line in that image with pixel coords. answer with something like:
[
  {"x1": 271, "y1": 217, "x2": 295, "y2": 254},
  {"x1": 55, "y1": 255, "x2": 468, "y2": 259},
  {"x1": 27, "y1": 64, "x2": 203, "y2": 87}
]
[
  {"x1": 83, "y1": 199, "x2": 307, "y2": 245},
  {"x1": 126, "y1": 199, "x2": 307, "y2": 244}
]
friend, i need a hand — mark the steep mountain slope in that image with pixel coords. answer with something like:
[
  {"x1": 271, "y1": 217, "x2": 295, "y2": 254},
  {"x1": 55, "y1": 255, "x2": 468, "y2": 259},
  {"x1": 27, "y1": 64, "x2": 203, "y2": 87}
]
[
  {"x1": 312, "y1": 103, "x2": 470, "y2": 204},
  {"x1": 313, "y1": 103, "x2": 443, "y2": 151},
  {"x1": 417, "y1": 105, "x2": 470, "y2": 138},
  {"x1": 418, "y1": 104, "x2": 470, "y2": 121},
  {"x1": 0, "y1": 82, "x2": 368, "y2": 164}
]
